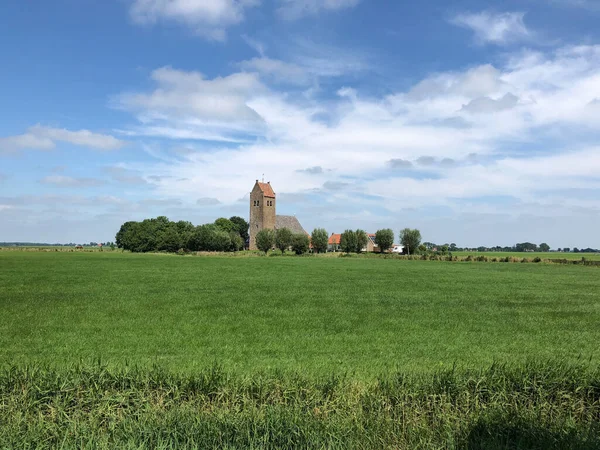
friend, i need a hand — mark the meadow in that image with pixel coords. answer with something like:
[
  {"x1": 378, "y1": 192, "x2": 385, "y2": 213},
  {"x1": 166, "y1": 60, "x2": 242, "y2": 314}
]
[
  {"x1": 454, "y1": 251, "x2": 600, "y2": 261},
  {"x1": 1, "y1": 251, "x2": 600, "y2": 448}
]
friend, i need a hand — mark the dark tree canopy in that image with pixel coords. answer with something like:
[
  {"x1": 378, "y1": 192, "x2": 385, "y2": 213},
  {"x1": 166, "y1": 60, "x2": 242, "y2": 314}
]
[
  {"x1": 311, "y1": 228, "x2": 328, "y2": 254},
  {"x1": 374, "y1": 229, "x2": 394, "y2": 253},
  {"x1": 229, "y1": 216, "x2": 249, "y2": 243},
  {"x1": 291, "y1": 233, "x2": 310, "y2": 255},
  {"x1": 214, "y1": 218, "x2": 236, "y2": 233},
  {"x1": 515, "y1": 242, "x2": 538, "y2": 252},
  {"x1": 539, "y1": 243, "x2": 551, "y2": 252}
]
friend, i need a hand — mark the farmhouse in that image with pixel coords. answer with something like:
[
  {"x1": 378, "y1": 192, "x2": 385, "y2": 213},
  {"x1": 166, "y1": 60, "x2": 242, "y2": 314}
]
[
  {"x1": 249, "y1": 180, "x2": 307, "y2": 250},
  {"x1": 328, "y1": 232, "x2": 405, "y2": 253}
]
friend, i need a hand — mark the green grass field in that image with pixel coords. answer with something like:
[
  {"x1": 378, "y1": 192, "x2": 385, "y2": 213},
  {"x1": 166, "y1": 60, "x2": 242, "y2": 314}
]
[
  {"x1": 2, "y1": 251, "x2": 599, "y2": 374},
  {"x1": 453, "y1": 251, "x2": 600, "y2": 261},
  {"x1": 2, "y1": 251, "x2": 600, "y2": 447}
]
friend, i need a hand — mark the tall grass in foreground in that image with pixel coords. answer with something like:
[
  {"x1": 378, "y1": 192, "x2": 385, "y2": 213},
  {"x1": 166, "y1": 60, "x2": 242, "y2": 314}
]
[{"x1": 1, "y1": 362, "x2": 599, "y2": 449}]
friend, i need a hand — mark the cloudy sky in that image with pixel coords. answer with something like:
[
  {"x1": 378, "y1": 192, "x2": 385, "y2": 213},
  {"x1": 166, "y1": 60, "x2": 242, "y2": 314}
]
[{"x1": 2, "y1": 0, "x2": 600, "y2": 247}]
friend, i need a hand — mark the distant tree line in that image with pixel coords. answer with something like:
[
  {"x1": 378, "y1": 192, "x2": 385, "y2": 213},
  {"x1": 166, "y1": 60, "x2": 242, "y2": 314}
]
[
  {"x1": 107, "y1": 217, "x2": 600, "y2": 256},
  {"x1": 0, "y1": 241, "x2": 115, "y2": 247},
  {"x1": 115, "y1": 216, "x2": 249, "y2": 253}
]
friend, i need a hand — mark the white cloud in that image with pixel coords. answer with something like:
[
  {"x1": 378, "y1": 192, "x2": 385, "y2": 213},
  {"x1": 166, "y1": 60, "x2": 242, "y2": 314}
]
[
  {"x1": 238, "y1": 57, "x2": 309, "y2": 84},
  {"x1": 117, "y1": 43, "x2": 600, "y2": 242},
  {"x1": 277, "y1": 0, "x2": 361, "y2": 19},
  {"x1": 450, "y1": 11, "x2": 531, "y2": 45},
  {"x1": 237, "y1": 38, "x2": 368, "y2": 87},
  {"x1": 115, "y1": 67, "x2": 266, "y2": 141},
  {"x1": 196, "y1": 197, "x2": 222, "y2": 205},
  {"x1": 461, "y1": 93, "x2": 520, "y2": 113},
  {"x1": 130, "y1": 0, "x2": 259, "y2": 40},
  {"x1": 104, "y1": 166, "x2": 148, "y2": 185},
  {"x1": 40, "y1": 176, "x2": 106, "y2": 188},
  {"x1": 0, "y1": 125, "x2": 124, "y2": 153}
]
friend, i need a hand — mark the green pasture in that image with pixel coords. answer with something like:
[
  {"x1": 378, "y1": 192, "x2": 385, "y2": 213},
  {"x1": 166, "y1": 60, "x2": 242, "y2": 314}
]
[
  {"x1": 1, "y1": 251, "x2": 599, "y2": 375},
  {"x1": 454, "y1": 251, "x2": 600, "y2": 260}
]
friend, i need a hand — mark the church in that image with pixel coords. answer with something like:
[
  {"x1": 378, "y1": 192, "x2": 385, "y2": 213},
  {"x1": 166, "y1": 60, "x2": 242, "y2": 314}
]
[{"x1": 248, "y1": 180, "x2": 307, "y2": 250}]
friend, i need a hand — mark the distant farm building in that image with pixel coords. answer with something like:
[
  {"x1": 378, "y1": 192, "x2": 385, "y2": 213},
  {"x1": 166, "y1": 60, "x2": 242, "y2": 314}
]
[{"x1": 328, "y1": 232, "x2": 405, "y2": 253}]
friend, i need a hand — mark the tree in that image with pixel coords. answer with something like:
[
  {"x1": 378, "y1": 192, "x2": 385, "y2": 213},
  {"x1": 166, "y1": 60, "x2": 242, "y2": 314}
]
[
  {"x1": 291, "y1": 233, "x2": 310, "y2": 255},
  {"x1": 214, "y1": 218, "x2": 236, "y2": 233},
  {"x1": 229, "y1": 232, "x2": 244, "y2": 252},
  {"x1": 187, "y1": 224, "x2": 218, "y2": 251},
  {"x1": 212, "y1": 230, "x2": 232, "y2": 252},
  {"x1": 449, "y1": 243, "x2": 457, "y2": 252},
  {"x1": 399, "y1": 228, "x2": 421, "y2": 255},
  {"x1": 356, "y1": 229, "x2": 368, "y2": 254},
  {"x1": 115, "y1": 221, "x2": 136, "y2": 249},
  {"x1": 340, "y1": 230, "x2": 358, "y2": 254},
  {"x1": 311, "y1": 228, "x2": 328, "y2": 254},
  {"x1": 539, "y1": 243, "x2": 550, "y2": 252},
  {"x1": 374, "y1": 229, "x2": 394, "y2": 253},
  {"x1": 515, "y1": 242, "x2": 537, "y2": 252},
  {"x1": 255, "y1": 229, "x2": 275, "y2": 254},
  {"x1": 275, "y1": 227, "x2": 293, "y2": 254},
  {"x1": 157, "y1": 225, "x2": 182, "y2": 252},
  {"x1": 563, "y1": 248, "x2": 570, "y2": 253},
  {"x1": 440, "y1": 244, "x2": 449, "y2": 255},
  {"x1": 423, "y1": 242, "x2": 436, "y2": 250},
  {"x1": 229, "y1": 216, "x2": 249, "y2": 243}
]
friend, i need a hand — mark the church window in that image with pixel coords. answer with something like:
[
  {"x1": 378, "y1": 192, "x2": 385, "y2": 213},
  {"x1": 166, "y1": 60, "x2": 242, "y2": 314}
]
[{"x1": 257, "y1": 200, "x2": 260, "y2": 206}]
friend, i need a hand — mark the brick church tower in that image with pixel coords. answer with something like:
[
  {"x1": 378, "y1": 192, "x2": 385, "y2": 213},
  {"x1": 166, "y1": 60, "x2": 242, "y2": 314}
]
[{"x1": 249, "y1": 180, "x2": 276, "y2": 250}]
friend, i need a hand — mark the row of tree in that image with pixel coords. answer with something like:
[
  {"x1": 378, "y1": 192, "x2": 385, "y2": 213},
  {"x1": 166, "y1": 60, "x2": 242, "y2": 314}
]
[
  {"x1": 115, "y1": 216, "x2": 249, "y2": 253},
  {"x1": 337, "y1": 228, "x2": 422, "y2": 254},
  {"x1": 418, "y1": 242, "x2": 598, "y2": 253},
  {"x1": 255, "y1": 228, "x2": 313, "y2": 255}
]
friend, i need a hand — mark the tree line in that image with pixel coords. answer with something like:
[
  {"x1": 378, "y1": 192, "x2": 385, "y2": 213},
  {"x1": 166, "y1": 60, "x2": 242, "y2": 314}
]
[
  {"x1": 115, "y1": 216, "x2": 249, "y2": 253},
  {"x1": 251, "y1": 227, "x2": 423, "y2": 255}
]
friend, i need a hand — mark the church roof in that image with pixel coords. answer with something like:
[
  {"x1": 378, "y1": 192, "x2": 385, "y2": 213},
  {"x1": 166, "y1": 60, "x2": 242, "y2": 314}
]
[
  {"x1": 275, "y1": 215, "x2": 307, "y2": 235},
  {"x1": 257, "y1": 182, "x2": 275, "y2": 198}
]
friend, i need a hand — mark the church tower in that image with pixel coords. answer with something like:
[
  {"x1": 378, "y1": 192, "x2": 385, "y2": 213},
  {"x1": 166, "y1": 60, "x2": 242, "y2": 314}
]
[{"x1": 249, "y1": 180, "x2": 276, "y2": 250}]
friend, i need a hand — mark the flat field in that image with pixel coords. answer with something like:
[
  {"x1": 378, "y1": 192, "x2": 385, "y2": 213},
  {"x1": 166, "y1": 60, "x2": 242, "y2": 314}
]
[
  {"x1": 454, "y1": 250, "x2": 600, "y2": 260},
  {"x1": 1, "y1": 251, "x2": 599, "y2": 375}
]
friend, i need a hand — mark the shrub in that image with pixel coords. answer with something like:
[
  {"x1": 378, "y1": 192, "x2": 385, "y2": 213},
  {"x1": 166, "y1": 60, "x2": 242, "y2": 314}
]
[
  {"x1": 291, "y1": 234, "x2": 310, "y2": 255},
  {"x1": 229, "y1": 232, "x2": 244, "y2": 252},
  {"x1": 340, "y1": 230, "x2": 358, "y2": 254},
  {"x1": 533, "y1": 257, "x2": 542, "y2": 263},
  {"x1": 374, "y1": 229, "x2": 394, "y2": 253},
  {"x1": 356, "y1": 229, "x2": 368, "y2": 254},
  {"x1": 212, "y1": 230, "x2": 232, "y2": 252},
  {"x1": 275, "y1": 228, "x2": 293, "y2": 254},
  {"x1": 311, "y1": 228, "x2": 328, "y2": 254},
  {"x1": 255, "y1": 229, "x2": 275, "y2": 254}
]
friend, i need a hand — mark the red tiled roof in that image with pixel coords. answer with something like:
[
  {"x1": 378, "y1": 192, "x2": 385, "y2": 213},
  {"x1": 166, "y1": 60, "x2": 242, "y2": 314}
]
[
  {"x1": 258, "y1": 182, "x2": 275, "y2": 198},
  {"x1": 328, "y1": 233, "x2": 341, "y2": 245}
]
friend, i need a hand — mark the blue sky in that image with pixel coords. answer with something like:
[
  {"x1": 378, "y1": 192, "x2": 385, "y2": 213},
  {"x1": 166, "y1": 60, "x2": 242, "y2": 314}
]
[{"x1": 2, "y1": 0, "x2": 600, "y2": 247}]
